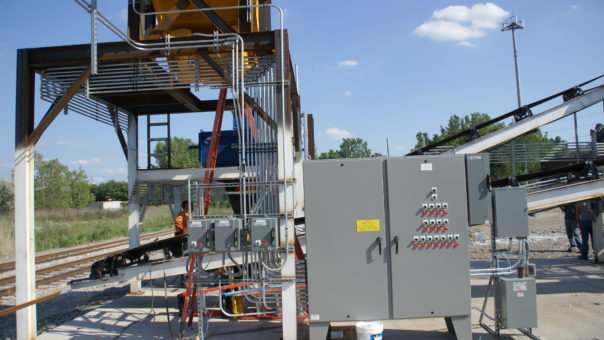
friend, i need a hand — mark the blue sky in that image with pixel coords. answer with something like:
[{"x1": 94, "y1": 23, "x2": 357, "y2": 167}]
[{"x1": 0, "y1": 1, "x2": 602, "y2": 182}]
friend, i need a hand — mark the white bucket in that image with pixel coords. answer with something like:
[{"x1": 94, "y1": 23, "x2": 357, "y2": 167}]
[{"x1": 356, "y1": 321, "x2": 383, "y2": 340}]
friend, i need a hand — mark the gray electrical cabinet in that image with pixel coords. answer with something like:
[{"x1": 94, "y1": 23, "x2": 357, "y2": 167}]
[
  {"x1": 213, "y1": 219, "x2": 242, "y2": 251},
  {"x1": 465, "y1": 154, "x2": 491, "y2": 226},
  {"x1": 304, "y1": 155, "x2": 484, "y2": 340},
  {"x1": 495, "y1": 277, "x2": 537, "y2": 329},
  {"x1": 492, "y1": 187, "x2": 529, "y2": 238},
  {"x1": 304, "y1": 158, "x2": 390, "y2": 322},
  {"x1": 188, "y1": 218, "x2": 242, "y2": 252},
  {"x1": 250, "y1": 218, "x2": 279, "y2": 250},
  {"x1": 188, "y1": 219, "x2": 213, "y2": 252},
  {"x1": 387, "y1": 155, "x2": 470, "y2": 319}
]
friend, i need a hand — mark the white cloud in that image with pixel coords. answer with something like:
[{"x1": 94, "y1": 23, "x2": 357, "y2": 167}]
[
  {"x1": 70, "y1": 158, "x2": 102, "y2": 166},
  {"x1": 570, "y1": 4, "x2": 579, "y2": 10},
  {"x1": 393, "y1": 146, "x2": 408, "y2": 152},
  {"x1": 413, "y1": 3, "x2": 509, "y2": 45},
  {"x1": 337, "y1": 60, "x2": 359, "y2": 68},
  {"x1": 413, "y1": 20, "x2": 484, "y2": 41},
  {"x1": 344, "y1": 91, "x2": 352, "y2": 96},
  {"x1": 325, "y1": 127, "x2": 353, "y2": 140}
]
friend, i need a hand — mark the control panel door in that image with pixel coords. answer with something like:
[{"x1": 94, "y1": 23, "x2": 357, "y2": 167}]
[
  {"x1": 386, "y1": 156, "x2": 471, "y2": 319},
  {"x1": 304, "y1": 159, "x2": 389, "y2": 321}
]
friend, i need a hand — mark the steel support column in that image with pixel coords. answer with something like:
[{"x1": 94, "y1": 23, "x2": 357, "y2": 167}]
[
  {"x1": 127, "y1": 114, "x2": 141, "y2": 293},
  {"x1": 14, "y1": 49, "x2": 37, "y2": 340},
  {"x1": 593, "y1": 198, "x2": 604, "y2": 263},
  {"x1": 14, "y1": 146, "x2": 36, "y2": 340},
  {"x1": 275, "y1": 29, "x2": 297, "y2": 340}
]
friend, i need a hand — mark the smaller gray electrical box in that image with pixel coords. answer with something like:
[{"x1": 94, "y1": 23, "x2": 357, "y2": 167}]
[
  {"x1": 213, "y1": 219, "x2": 243, "y2": 251},
  {"x1": 465, "y1": 154, "x2": 491, "y2": 226},
  {"x1": 188, "y1": 220, "x2": 213, "y2": 252},
  {"x1": 492, "y1": 187, "x2": 528, "y2": 238},
  {"x1": 495, "y1": 277, "x2": 537, "y2": 329},
  {"x1": 250, "y1": 218, "x2": 279, "y2": 250},
  {"x1": 188, "y1": 218, "x2": 243, "y2": 252}
]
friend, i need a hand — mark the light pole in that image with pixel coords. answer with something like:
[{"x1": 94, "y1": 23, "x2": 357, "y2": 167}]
[
  {"x1": 501, "y1": 15, "x2": 524, "y2": 108},
  {"x1": 501, "y1": 16, "x2": 524, "y2": 176}
]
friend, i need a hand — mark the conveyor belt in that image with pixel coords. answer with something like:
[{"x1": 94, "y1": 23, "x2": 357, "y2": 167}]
[
  {"x1": 527, "y1": 178, "x2": 604, "y2": 212},
  {"x1": 408, "y1": 75, "x2": 603, "y2": 155},
  {"x1": 453, "y1": 85, "x2": 604, "y2": 154}
]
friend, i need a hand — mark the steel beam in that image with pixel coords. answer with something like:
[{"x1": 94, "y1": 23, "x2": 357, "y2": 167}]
[
  {"x1": 453, "y1": 86, "x2": 604, "y2": 154},
  {"x1": 109, "y1": 107, "x2": 128, "y2": 159},
  {"x1": 14, "y1": 146, "x2": 36, "y2": 340},
  {"x1": 526, "y1": 178, "x2": 604, "y2": 212},
  {"x1": 137, "y1": 167, "x2": 239, "y2": 184},
  {"x1": 14, "y1": 49, "x2": 37, "y2": 340},
  {"x1": 199, "y1": 52, "x2": 278, "y2": 130},
  {"x1": 274, "y1": 29, "x2": 297, "y2": 340},
  {"x1": 143, "y1": 0, "x2": 189, "y2": 39},
  {"x1": 594, "y1": 199, "x2": 604, "y2": 263},
  {"x1": 26, "y1": 32, "x2": 276, "y2": 68},
  {"x1": 189, "y1": 0, "x2": 236, "y2": 33},
  {"x1": 127, "y1": 114, "x2": 141, "y2": 294},
  {"x1": 30, "y1": 68, "x2": 91, "y2": 145}
]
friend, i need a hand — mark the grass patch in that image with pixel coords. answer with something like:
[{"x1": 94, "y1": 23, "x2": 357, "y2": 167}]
[{"x1": 0, "y1": 206, "x2": 174, "y2": 256}]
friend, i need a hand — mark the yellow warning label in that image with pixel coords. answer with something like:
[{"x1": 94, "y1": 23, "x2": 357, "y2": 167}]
[{"x1": 356, "y1": 219, "x2": 381, "y2": 232}]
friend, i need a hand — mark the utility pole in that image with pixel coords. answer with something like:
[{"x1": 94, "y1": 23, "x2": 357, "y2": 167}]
[
  {"x1": 501, "y1": 15, "x2": 524, "y2": 176},
  {"x1": 501, "y1": 15, "x2": 524, "y2": 108}
]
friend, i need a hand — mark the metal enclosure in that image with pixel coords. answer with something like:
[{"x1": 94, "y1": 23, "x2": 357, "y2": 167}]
[
  {"x1": 304, "y1": 158, "x2": 390, "y2": 321},
  {"x1": 213, "y1": 219, "x2": 243, "y2": 252},
  {"x1": 304, "y1": 155, "x2": 482, "y2": 331},
  {"x1": 387, "y1": 155, "x2": 471, "y2": 319},
  {"x1": 492, "y1": 187, "x2": 529, "y2": 238},
  {"x1": 465, "y1": 154, "x2": 491, "y2": 226},
  {"x1": 250, "y1": 218, "x2": 279, "y2": 250},
  {"x1": 188, "y1": 220, "x2": 212, "y2": 252},
  {"x1": 495, "y1": 277, "x2": 537, "y2": 329}
]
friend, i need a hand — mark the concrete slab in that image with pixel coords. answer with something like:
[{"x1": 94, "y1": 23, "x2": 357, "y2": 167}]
[{"x1": 38, "y1": 257, "x2": 603, "y2": 339}]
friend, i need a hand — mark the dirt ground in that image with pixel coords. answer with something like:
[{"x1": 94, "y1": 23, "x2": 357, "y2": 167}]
[{"x1": 0, "y1": 209, "x2": 601, "y2": 339}]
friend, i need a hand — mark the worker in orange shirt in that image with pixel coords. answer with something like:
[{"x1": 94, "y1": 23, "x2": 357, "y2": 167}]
[{"x1": 174, "y1": 200, "x2": 190, "y2": 236}]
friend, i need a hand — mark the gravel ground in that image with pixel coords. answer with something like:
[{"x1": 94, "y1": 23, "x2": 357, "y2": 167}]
[
  {"x1": 0, "y1": 209, "x2": 587, "y2": 339},
  {"x1": 470, "y1": 208, "x2": 580, "y2": 261}
]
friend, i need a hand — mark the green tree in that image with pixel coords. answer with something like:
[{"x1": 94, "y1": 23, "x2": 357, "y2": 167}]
[
  {"x1": 0, "y1": 179, "x2": 14, "y2": 212},
  {"x1": 414, "y1": 113, "x2": 505, "y2": 148},
  {"x1": 318, "y1": 138, "x2": 372, "y2": 159},
  {"x1": 414, "y1": 113, "x2": 561, "y2": 179},
  {"x1": 90, "y1": 180, "x2": 128, "y2": 201},
  {"x1": 340, "y1": 138, "x2": 372, "y2": 158},
  {"x1": 595, "y1": 123, "x2": 604, "y2": 143},
  {"x1": 34, "y1": 153, "x2": 94, "y2": 209},
  {"x1": 153, "y1": 137, "x2": 200, "y2": 168}
]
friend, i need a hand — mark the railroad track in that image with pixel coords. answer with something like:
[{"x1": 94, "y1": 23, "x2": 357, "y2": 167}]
[
  {"x1": 0, "y1": 229, "x2": 174, "y2": 297},
  {"x1": 0, "y1": 229, "x2": 172, "y2": 274}
]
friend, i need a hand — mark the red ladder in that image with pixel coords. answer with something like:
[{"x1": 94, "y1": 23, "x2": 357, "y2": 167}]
[{"x1": 202, "y1": 88, "x2": 228, "y2": 215}]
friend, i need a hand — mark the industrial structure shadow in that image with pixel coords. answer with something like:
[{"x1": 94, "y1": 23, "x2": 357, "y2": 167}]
[{"x1": 470, "y1": 257, "x2": 603, "y2": 298}]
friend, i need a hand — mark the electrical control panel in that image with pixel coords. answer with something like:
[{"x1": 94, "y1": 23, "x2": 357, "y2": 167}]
[
  {"x1": 304, "y1": 154, "x2": 484, "y2": 328},
  {"x1": 387, "y1": 155, "x2": 471, "y2": 319},
  {"x1": 188, "y1": 218, "x2": 242, "y2": 252},
  {"x1": 188, "y1": 219, "x2": 214, "y2": 252},
  {"x1": 249, "y1": 218, "x2": 279, "y2": 250},
  {"x1": 213, "y1": 219, "x2": 243, "y2": 251}
]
